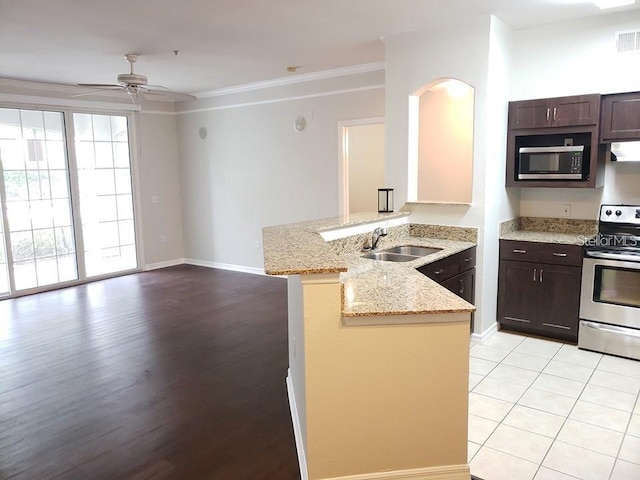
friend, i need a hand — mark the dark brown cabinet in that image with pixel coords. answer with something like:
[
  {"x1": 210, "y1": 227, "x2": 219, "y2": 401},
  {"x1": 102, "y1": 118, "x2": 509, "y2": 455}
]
[
  {"x1": 506, "y1": 93, "x2": 605, "y2": 189},
  {"x1": 417, "y1": 247, "x2": 476, "y2": 329},
  {"x1": 509, "y1": 95, "x2": 601, "y2": 130},
  {"x1": 600, "y1": 92, "x2": 640, "y2": 142},
  {"x1": 497, "y1": 240, "x2": 582, "y2": 342}
]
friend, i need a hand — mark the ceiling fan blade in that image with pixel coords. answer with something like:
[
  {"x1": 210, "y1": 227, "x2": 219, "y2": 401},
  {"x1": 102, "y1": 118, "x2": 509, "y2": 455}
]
[
  {"x1": 71, "y1": 88, "x2": 125, "y2": 98},
  {"x1": 144, "y1": 84, "x2": 169, "y2": 90},
  {"x1": 77, "y1": 83, "x2": 123, "y2": 88}
]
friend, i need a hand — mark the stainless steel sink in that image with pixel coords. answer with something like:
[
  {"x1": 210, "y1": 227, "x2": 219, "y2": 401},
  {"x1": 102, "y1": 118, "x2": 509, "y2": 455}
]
[
  {"x1": 383, "y1": 245, "x2": 443, "y2": 257},
  {"x1": 361, "y1": 252, "x2": 420, "y2": 262}
]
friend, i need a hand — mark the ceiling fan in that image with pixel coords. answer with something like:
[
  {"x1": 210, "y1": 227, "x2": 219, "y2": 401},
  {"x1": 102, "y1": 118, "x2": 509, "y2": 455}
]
[{"x1": 73, "y1": 53, "x2": 196, "y2": 104}]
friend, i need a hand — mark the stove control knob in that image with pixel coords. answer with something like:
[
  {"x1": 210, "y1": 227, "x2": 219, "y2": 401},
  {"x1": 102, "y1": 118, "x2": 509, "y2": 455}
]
[
  {"x1": 636, "y1": 209, "x2": 640, "y2": 219},
  {"x1": 605, "y1": 209, "x2": 612, "y2": 216},
  {"x1": 616, "y1": 210, "x2": 622, "y2": 216}
]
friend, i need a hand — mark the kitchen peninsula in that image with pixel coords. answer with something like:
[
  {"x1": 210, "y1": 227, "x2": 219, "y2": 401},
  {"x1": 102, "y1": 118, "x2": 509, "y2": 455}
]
[{"x1": 263, "y1": 212, "x2": 477, "y2": 480}]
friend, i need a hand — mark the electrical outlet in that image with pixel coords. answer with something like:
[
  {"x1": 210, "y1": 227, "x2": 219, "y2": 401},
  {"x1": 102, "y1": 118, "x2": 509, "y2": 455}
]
[
  {"x1": 255, "y1": 240, "x2": 261, "y2": 249},
  {"x1": 561, "y1": 204, "x2": 571, "y2": 218},
  {"x1": 160, "y1": 235, "x2": 167, "y2": 244},
  {"x1": 151, "y1": 195, "x2": 159, "y2": 205}
]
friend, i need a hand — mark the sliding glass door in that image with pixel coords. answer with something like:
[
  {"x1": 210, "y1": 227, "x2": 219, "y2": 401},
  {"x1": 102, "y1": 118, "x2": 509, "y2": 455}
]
[
  {"x1": 73, "y1": 113, "x2": 137, "y2": 277},
  {"x1": 0, "y1": 107, "x2": 138, "y2": 297}
]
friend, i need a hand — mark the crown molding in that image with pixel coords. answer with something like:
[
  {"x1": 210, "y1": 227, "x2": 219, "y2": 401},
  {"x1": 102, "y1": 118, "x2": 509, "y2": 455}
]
[
  {"x1": 176, "y1": 84, "x2": 384, "y2": 115},
  {"x1": 0, "y1": 93, "x2": 139, "y2": 112},
  {"x1": 195, "y1": 61, "x2": 385, "y2": 98}
]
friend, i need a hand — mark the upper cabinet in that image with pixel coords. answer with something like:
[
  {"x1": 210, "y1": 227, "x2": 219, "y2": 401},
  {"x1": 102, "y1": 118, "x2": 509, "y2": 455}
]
[
  {"x1": 600, "y1": 92, "x2": 640, "y2": 142},
  {"x1": 509, "y1": 95, "x2": 601, "y2": 130}
]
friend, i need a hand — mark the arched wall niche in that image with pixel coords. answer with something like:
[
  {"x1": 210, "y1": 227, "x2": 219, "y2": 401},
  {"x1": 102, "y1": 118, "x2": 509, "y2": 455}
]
[{"x1": 407, "y1": 77, "x2": 474, "y2": 204}]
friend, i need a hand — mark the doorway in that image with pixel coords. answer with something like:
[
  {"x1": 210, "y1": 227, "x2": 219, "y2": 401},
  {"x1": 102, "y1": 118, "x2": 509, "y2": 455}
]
[{"x1": 339, "y1": 119, "x2": 385, "y2": 215}]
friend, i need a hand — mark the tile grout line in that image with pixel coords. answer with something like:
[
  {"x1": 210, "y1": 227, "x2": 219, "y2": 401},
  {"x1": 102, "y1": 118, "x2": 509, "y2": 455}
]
[
  {"x1": 471, "y1": 332, "x2": 640, "y2": 479},
  {"x1": 534, "y1": 344, "x2": 605, "y2": 480}
]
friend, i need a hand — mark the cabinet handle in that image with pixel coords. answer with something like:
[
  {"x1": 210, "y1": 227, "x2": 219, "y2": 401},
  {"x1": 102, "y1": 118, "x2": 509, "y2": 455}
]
[
  {"x1": 552, "y1": 252, "x2": 567, "y2": 257},
  {"x1": 434, "y1": 269, "x2": 444, "y2": 275},
  {"x1": 513, "y1": 249, "x2": 527, "y2": 254},
  {"x1": 533, "y1": 268, "x2": 537, "y2": 282},
  {"x1": 546, "y1": 108, "x2": 550, "y2": 122},
  {"x1": 540, "y1": 269, "x2": 543, "y2": 282},
  {"x1": 460, "y1": 279, "x2": 464, "y2": 294},
  {"x1": 464, "y1": 257, "x2": 471, "y2": 262},
  {"x1": 505, "y1": 316, "x2": 530, "y2": 324},
  {"x1": 553, "y1": 107, "x2": 557, "y2": 121},
  {"x1": 542, "y1": 323, "x2": 571, "y2": 330}
]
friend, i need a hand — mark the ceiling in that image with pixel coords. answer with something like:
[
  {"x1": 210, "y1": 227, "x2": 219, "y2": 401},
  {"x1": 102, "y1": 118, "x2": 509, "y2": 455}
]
[{"x1": 1, "y1": 0, "x2": 639, "y2": 96}]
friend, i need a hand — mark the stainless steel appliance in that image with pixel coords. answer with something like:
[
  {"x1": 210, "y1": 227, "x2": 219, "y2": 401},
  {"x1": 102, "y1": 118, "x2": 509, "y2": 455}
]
[
  {"x1": 579, "y1": 204, "x2": 640, "y2": 360},
  {"x1": 518, "y1": 145, "x2": 586, "y2": 180}
]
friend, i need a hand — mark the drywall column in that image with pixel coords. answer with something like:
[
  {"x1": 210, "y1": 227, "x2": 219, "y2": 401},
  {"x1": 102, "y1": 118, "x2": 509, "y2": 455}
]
[{"x1": 288, "y1": 273, "x2": 471, "y2": 480}]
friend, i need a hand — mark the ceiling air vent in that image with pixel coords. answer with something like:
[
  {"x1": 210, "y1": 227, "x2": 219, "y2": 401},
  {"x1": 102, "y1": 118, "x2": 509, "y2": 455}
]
[{"x1": 615, "y1": 30, "x2": 640, "y2": 53}]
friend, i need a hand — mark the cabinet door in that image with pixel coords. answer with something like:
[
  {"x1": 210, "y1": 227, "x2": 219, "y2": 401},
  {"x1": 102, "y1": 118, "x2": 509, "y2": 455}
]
[
  {"x1": 498, "y1": 260, "x2": 538, "y2": 327},
  {"x1": 601, "y1": 92, "x2": 640, "y2": 141},
  {"x1": 551, "y1": 94, "x2": 600, "y2": 127},
  {"x1": 509, "y1": 99, "x2": 552, "y2": 129},
  {"x1": 441, "y1": 268, "x2": 474, "y2": 305},
  {"x1": 537, "y1": 264, "x2": 581, "y2": 340}
]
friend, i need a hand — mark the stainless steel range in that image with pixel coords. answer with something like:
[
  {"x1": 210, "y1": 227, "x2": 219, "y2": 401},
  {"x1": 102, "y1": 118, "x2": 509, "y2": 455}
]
[{"x1": 579, "y1": 204, "x2": 640, "y2": 360}]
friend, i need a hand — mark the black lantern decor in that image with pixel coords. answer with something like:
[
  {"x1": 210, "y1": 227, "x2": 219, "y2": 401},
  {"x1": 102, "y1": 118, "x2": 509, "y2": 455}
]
[{"x1": 378, "y1": 188, "x2": 394, "y2": 213}]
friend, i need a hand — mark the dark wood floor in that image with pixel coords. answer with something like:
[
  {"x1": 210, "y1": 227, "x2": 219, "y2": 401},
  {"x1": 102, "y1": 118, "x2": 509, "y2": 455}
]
[{"x1": 0, "y1": 265, "x2": 299, "y2": 480}]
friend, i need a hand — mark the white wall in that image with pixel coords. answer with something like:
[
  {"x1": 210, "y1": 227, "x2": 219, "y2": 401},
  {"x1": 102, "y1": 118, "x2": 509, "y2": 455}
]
[
  {"x1": 348, "y1": 123, "x2": 385, "y2": 214},
  {"x1": 384, "y1": 15, "x2": 518, "y2": 335},
  {"x1": 175, "y1": 71, "x2": 385, "y2": 270},
  {"x1": 511, "y1": 11, "x2": 640, "y2": 218}
]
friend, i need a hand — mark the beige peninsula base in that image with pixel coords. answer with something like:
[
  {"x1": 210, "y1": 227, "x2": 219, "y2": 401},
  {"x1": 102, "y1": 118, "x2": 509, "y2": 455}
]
[{"x1": 287, "y1": 273, "x2": 471, "y2": 480}]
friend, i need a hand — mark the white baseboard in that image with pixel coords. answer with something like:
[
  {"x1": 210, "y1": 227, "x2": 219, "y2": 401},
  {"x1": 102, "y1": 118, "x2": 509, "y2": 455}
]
[
  {"x1": 143, "y1": 258, "x2": 186, "y2": 271},
  {"x1": 183, "y1": 258, "x2": 266, "y2": 276},
  {"x1": 286, "y1": 371, "x2": 308, "y2": 480},
  {"x1": 471, "y1": 321, "x2": 498, "y2": 342},
  {"x1": 321, "y1": 464, "x2": 470, "y2": 480}
]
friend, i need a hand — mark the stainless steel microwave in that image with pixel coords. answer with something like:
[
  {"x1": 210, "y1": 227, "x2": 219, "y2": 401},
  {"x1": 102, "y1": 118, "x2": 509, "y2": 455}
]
[{"x1": 518, "y1": 145, "x2": 586, "y2": 180}]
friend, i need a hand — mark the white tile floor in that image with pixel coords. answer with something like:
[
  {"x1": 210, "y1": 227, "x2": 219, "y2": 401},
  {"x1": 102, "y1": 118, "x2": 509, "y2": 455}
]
[{"x1": 469, "y1": 331, "x2": 640, "y2": 480}]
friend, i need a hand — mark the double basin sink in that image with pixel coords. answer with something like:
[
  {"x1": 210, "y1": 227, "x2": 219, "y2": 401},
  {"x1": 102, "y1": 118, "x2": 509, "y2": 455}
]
[{"x1": 362, "y1": 245, "x2": 442, "y2": 262}]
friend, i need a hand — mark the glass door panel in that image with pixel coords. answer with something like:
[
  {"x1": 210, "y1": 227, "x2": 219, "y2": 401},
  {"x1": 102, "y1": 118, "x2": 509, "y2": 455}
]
[
  {"x1": 73, "y1": 113, "x2": 137, "y2": 277},
  {"x1": 0, "y1": 108, "x2": 78, "y2": 291}
]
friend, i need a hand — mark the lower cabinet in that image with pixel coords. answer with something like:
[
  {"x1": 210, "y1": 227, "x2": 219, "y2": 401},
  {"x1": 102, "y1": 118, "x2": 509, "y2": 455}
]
[
  {"x1": 441, "y1": 268, "x2": 475, "y2": 305},
  {"x1": 417, "y1": 247, "x2": 476, "y2": 330},
  {"x1": 498, "y1": 240, "x2": 582, "y2": 342}
]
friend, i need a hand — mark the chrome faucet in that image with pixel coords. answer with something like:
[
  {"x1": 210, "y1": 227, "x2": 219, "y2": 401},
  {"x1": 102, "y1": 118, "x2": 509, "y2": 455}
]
[{"x1": 364, "y1": 227, "x2": 388, "y2": 251}]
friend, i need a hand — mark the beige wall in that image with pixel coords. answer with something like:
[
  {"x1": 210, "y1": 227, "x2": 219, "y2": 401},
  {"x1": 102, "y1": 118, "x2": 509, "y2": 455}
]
[
  {"x1": 136, "y1": 112, "x2": 185, "y2": 266},
  {"x1": 417, "y1": 86, "x2": 473, "y2": 203},
  {"x1": 0, "y1": 83, "x2": 186, "y2": 271},
  {"x1": 348, "y1": 123, "x2": 386, "y2": 214},
  {"x1": 175, "y1": 71, "x2": 385, "y2": 270},
  {"x1": 299, "y1": 274, "x2": 470, "y2": 479}
]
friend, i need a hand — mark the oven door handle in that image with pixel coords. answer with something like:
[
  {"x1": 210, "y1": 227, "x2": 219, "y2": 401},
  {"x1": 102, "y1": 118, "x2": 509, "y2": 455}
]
[
  {"x1": 581, "y1": 321, "x2": 640, "y2": 338},
  {"x1": 585, "y1": 251, "x2": 640, "y2": 262}
]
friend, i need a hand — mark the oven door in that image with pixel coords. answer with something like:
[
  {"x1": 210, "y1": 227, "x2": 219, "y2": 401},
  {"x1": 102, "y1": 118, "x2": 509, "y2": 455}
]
[{"x1": 580, "y1": 256, "x2": 640, "y2": 329}]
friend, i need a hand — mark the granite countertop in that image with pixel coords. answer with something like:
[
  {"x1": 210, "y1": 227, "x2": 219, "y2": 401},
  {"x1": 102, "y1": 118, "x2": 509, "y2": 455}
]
[
  {"x1": 499, "y1": 230, "x2": 589, "y2": 245},
  {"x1": 499, "y1": 217, "x2": 597, "y2": 246},
  {"x1": 263, "y1": 212, "x2": 476, "y2": 317}
]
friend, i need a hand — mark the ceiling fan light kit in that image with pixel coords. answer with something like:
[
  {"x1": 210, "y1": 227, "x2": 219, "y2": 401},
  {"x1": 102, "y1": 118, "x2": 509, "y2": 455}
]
[{"x1": 73, "y1": 53, "x2": 196, "y2": 105}]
